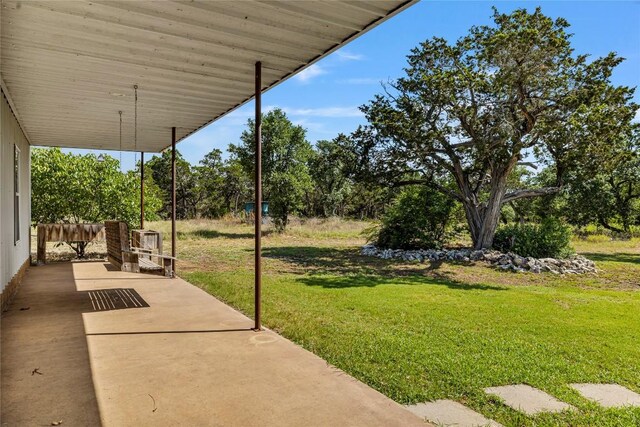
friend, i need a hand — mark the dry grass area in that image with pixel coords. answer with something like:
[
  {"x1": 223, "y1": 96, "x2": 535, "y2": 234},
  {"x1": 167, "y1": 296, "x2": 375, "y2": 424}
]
[
  {"x1": 32, "y1": 219, "x2": 640, "y2": 291},
  {"x1": 30, "y1": 218, "x2": 640, "y2": 292},
  {"x1": 142, "y1": 218, "x2": 640, "y2": 291},
  {"x1": 147, "y1": 217, "x2": 374, "y2": 274}
]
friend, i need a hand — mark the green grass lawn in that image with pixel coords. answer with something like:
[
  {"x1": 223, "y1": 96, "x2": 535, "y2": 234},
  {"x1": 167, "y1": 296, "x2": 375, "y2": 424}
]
[{"x1": 150, "y1": 218, "x2": 640, "y2": 427}]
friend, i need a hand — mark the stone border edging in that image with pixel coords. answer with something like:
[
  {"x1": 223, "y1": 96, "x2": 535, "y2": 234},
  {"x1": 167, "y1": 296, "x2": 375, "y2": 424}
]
[{"x1": 361, "y1": 245, "x2": 597, "y2": 274}]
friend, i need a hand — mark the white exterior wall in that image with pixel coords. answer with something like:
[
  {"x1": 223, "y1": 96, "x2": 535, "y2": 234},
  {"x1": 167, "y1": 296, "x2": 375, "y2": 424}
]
[{"x1": 1, "y1": 90, "x2": 31, "y2": 292}]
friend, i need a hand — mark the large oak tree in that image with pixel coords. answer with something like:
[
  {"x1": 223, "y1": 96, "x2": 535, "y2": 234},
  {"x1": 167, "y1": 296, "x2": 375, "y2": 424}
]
[{"x1": 360, "y1": 7, "x2": 637, "y2": 249}]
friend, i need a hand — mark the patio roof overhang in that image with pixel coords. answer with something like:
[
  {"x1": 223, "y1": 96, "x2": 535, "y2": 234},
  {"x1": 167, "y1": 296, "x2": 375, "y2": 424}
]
[{"x1": 0, "y1": 0, "x2": 416, "y2": 152}]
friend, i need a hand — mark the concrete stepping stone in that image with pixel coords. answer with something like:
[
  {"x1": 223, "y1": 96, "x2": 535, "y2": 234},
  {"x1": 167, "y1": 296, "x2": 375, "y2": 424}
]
[
  {"x1": 570, "y1": 384, "x2": 640, "y2": 408},
  {"x1": 405, "y1": 399, "x2": 503, "y2": 427},
  {"x1": 484, "y1": 385, "x2": 573, "y2": 415}
]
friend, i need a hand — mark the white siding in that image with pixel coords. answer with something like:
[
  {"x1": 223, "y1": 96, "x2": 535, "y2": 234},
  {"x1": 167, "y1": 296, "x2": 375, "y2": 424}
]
[{"x1": 1, "y1": 90, "x2": 30, "y2": 291}]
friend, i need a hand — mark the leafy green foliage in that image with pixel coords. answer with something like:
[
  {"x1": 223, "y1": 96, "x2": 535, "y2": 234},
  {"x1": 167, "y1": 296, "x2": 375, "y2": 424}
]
[
  {"x1": 31, "y1": 148, "x2": 161, "y2": 227},
  {"x1": 230, "y1": 108, "x2": 313, "y2": 231},
  {"x1": 143, "y1": 149, "x2": 253, "y2": 220},
  {"x1": 564, "y1": 128, "x2": 640, "y2": 234},
  {"x1": 493, "y1": 219, "x2": 574, "y2": 258},
  {"x1": 31, "y1": 148, "x2": 162, "y2": 257},
  {"x1": 196, "y1": 149, "x2": 227, "y2": 218},
  {"x1": 306, "y1": 137, "x2": 354, "y2": 217},
  {"x1": 370, "y1": 186, "x2": 455, "y2": 249},
  {"x1": 302, "y1": 133, "x2": 394, "y2": 220},
  {"x1": 220, "y1": 157, "x2": 253, "y2": 215},
  {"x1": 146, "y1": 150, "x2": 200, "y2": 220}
]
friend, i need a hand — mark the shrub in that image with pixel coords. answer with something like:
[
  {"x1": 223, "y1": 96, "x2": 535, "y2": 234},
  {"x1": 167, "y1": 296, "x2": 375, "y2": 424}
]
[
  {"x1": 369, "y1": 186, "x2": 455, "y2": 249},
  {"x1": 493, "y1": 219, "x2": 574, "y2": 258}
]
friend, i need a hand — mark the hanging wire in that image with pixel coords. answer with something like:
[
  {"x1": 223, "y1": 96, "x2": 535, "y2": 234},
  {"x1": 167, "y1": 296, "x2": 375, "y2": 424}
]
[
  {"x1": 118, "y1": 110, "x2": 123, "y2": 171},
  {"x1": 134, "y1": 84, "x2": 138, "y2": 168}
]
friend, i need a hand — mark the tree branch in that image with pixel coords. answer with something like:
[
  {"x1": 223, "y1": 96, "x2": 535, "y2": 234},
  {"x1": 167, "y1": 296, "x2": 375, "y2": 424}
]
[
  {"x1": 597, "y1": 216, "x2": 625, "y2": 234},
  {"x1": 502, "y1": 186, "x2": 561, "y2": 204},
  {"x1": 450, "y1": 140, "x2": 476, "y2": 150},
  {"x1": 393, "y1": 179, "x2": 464, "y2": 202},
  {"x1": 517, "y1": 161, "x2": 538, "y2": 169}
]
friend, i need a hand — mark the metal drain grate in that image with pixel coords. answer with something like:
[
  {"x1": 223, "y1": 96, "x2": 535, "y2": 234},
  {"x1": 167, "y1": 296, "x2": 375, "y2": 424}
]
[{"x1": 88, "y1": 288, "x2": 149, "y2": 311}]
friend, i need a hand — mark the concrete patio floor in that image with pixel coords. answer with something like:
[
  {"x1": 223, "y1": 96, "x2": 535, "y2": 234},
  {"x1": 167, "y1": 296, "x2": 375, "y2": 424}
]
[{"x1": 1, "y1": 261, "x2": 427, "y2": 426}]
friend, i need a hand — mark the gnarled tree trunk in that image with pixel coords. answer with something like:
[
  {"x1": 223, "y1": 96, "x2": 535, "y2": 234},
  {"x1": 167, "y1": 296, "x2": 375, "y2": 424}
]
[{"x1": 460, "y1": 172, "x2": 510, "y2": 250}]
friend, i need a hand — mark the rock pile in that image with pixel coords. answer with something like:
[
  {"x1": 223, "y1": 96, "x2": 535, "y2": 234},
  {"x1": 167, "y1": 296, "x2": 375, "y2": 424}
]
[{"x1": 360, "y1": 245, "x2": 597, "y2": 274}]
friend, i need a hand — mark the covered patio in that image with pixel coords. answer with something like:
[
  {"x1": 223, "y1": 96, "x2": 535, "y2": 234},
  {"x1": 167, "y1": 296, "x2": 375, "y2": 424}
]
[
  {"x1": 0, "y1": 1, "x2": 430, "y2": 424},
  {"x1": 1, "y1": 261, "x2": 425, "y2": 425},
  {"x1": 1, "y1": 0, "x2": 417, "y2": 331}
]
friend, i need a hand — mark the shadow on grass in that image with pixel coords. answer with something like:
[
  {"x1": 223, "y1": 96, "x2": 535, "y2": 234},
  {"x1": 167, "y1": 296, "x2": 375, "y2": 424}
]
[
  {"x1": 297, "y1": 274, "x2": 506, "y2": 291},
  {"x1": 178, "y1": 229, "x2": 261, "y2": 240},
  {"x1": 262, "y1": 246, "x2": 398, "y2": 274},
  {"x1": 581, "y1": 252, "x2": 640, "y2": 265},
  {"x1": 262, "y1": 246, "x2": 506, "y2": 291}
]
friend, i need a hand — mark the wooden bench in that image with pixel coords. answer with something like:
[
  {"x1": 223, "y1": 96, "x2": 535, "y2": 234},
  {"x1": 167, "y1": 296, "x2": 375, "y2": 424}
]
[{"x1": 105, "y1": 221, "x2": 175, "y2": 277}]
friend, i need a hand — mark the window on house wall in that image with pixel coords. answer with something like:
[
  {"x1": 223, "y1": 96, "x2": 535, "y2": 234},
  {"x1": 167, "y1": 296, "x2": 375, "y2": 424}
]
[{"x1": 14, "y1": 144, "x2": 21, "y2": 244}]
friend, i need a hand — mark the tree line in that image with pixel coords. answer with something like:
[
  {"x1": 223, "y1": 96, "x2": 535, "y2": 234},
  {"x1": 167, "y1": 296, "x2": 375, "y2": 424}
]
[{"x1": 143, "y1": 108, "x2": 394, "y2": 229}]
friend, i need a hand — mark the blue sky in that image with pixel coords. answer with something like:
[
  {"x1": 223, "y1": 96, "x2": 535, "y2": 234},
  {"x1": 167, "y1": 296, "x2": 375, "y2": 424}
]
[{"x1": 69, "y1": 1, "x2": 640, "y2": 170}]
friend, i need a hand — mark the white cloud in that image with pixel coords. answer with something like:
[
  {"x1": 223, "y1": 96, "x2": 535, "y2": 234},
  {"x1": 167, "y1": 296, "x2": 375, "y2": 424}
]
[
  {"x1": 223, "y1": 105, "x2": 278, "y2": 124},
  {"x1": 221, "y1": 105, "x2": 361, "y2": 120},
  {"x1": 338, "y1": 77, "x2": 384, "y2": 85},
  {"x1": 335, "y1": 50, "x2": 365, "y2": 61},
  {"x1": 293, "y1": 64, "x2": 326, "y2": 83},
  {"x1": 634, "y1": 108, "x2": 640, "y2": 123},
  {"x1": 224, "y1": 108, "x2": 252, "y2": 119},
  {"x1": 282, "y1": 106, "x2": 363, "y2": 118},
  {"x1": 291, "y1": 118, "x2": 331, "y2": 135}
]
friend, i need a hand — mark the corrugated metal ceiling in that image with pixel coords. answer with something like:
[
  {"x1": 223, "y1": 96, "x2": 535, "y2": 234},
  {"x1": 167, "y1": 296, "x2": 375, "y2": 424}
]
[{"x1": 0, "y1": 0, "x2": 416, "y2": 152}]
